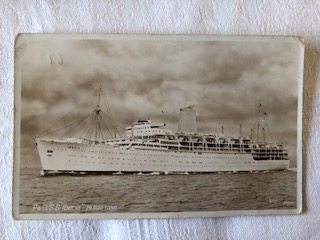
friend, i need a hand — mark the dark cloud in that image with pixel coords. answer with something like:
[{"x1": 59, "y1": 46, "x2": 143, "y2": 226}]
[{"x1": 129, "y1": 72, "x2": 166, "y2": 95}]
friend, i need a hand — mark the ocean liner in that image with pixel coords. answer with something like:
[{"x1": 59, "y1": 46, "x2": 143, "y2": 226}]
[{"x1": 35, "y1": 87, "x2": 290, "y2": 174}]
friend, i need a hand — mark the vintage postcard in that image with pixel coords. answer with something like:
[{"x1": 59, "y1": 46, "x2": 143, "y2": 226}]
[{"x1": 13, "y1": 34, "x2": 304, "y2": 220}]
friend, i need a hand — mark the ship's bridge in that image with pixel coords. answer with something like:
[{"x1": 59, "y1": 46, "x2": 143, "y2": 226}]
[{"x1": 125, "y1": 120, "x2": 172, "y2": 138}]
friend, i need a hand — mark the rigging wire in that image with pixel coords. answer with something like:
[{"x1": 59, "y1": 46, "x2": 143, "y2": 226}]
[
  {"x1": 62, "y1": 110, "x2": 100, "y2": 139},
  {"x1": 83, "y1": 115, "x2": 96, "y2": 140},
  {"x1": 37, "y1": 114, "x2": 90, "y2": 138},
  {"x1": 102, "y1": 91, "x2": 114, "y2": 120},
  {"x1": 59, "y1": 112, "x2": 92, "y2": 139},
  {"x1": 264, "y1": 128, "x2": 277, "y2": 143},
  {"x1": 35, "y1": 84, "x2": 94, "y2": 138},
  {"x1": 36, "y1": 82, "x2": 125, "y2": 141},
  {"x1": 78, "y1": 118, "x2": 93, "y2": 139},
  {"x1": 226, "y1": 124, "x2": 243, "y2": 137},
  {"x1": 35, "y1": 86, "x2": 97, "y2": 138},
  {"x1": 100, "y1": 111, "x2": 125, "y2": 133},
  {"x1": 97, "y1": 113, "x2": 105, "y2": 140},
  {"x1": 98, "y1": 112, "x2": 114, "y2": 139}
]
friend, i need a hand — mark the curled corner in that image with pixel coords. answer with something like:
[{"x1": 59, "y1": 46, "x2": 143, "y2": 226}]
[
  {"x1": 14, "y1": 34, "x2": 28, "y2": 59},
  {"x1": 14, "y1": 33, "x2": 22, "y2": 46},
  {"x1": 293, "y1": 36, "x2": 305, "y2": 47},
  {"x1": 297, "y1": 205, "x2": 303, "y2": 214},
  {"x1": 14, "y1": 33, "x2": 27, "y2": 48},
  {"x1": 297, "y1": 36, "x2": 304, "y2": 45}
]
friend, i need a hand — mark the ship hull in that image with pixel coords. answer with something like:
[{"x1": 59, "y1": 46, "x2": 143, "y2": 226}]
[{"x1": 36, "y1": 139, "x2": 290, "y2": 173}]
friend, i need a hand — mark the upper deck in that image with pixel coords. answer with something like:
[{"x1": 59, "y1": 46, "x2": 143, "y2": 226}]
[{"x1": 125, "y1": 120, "x2": 172, "y2": 138}]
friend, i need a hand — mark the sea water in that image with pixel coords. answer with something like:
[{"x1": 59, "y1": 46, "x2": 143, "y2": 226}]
[{"x1": 19, "y1": 168, "x2": 297, "y2": 214}]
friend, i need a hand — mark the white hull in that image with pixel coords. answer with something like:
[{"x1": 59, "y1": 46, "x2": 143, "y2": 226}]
[{"x1": 36, "y1": 139, "x2": 290, "y2": 173}]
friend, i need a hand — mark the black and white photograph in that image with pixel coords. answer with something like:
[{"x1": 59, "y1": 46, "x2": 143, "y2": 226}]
[{"x1": 13, "y1": 34, "x2": 303, "y2": 219}]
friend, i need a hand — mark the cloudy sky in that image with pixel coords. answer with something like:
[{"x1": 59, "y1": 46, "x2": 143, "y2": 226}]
[{"x1": 16, "y1": 35, "x2": 302, "y2": 167}]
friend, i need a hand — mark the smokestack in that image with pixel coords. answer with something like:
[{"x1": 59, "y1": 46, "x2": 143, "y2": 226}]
[{"x1": 178, "y1": 107, "x2": 197, "y2": 133}]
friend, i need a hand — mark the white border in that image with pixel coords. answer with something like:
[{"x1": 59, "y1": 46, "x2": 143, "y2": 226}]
[{"x1": 13, "y1": 34, "x2": 304, "y2": 220}]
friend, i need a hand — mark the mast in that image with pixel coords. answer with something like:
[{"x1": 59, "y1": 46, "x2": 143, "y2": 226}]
[
  {"x1": 97, "y1": 81, "x2": 102, "y2": 109},
  {"x1": 257, "y1": 104, "x2": 262, "y2": 142},
  {"x1": 44, "y1": 82, "x2": 120, "y2": 141},
  {"x1": 239, "y1": 124, "x2": 242, "y2": 137},
  {"x1": 93, "y1": 81, "x2": 104, "y2": 141}
]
